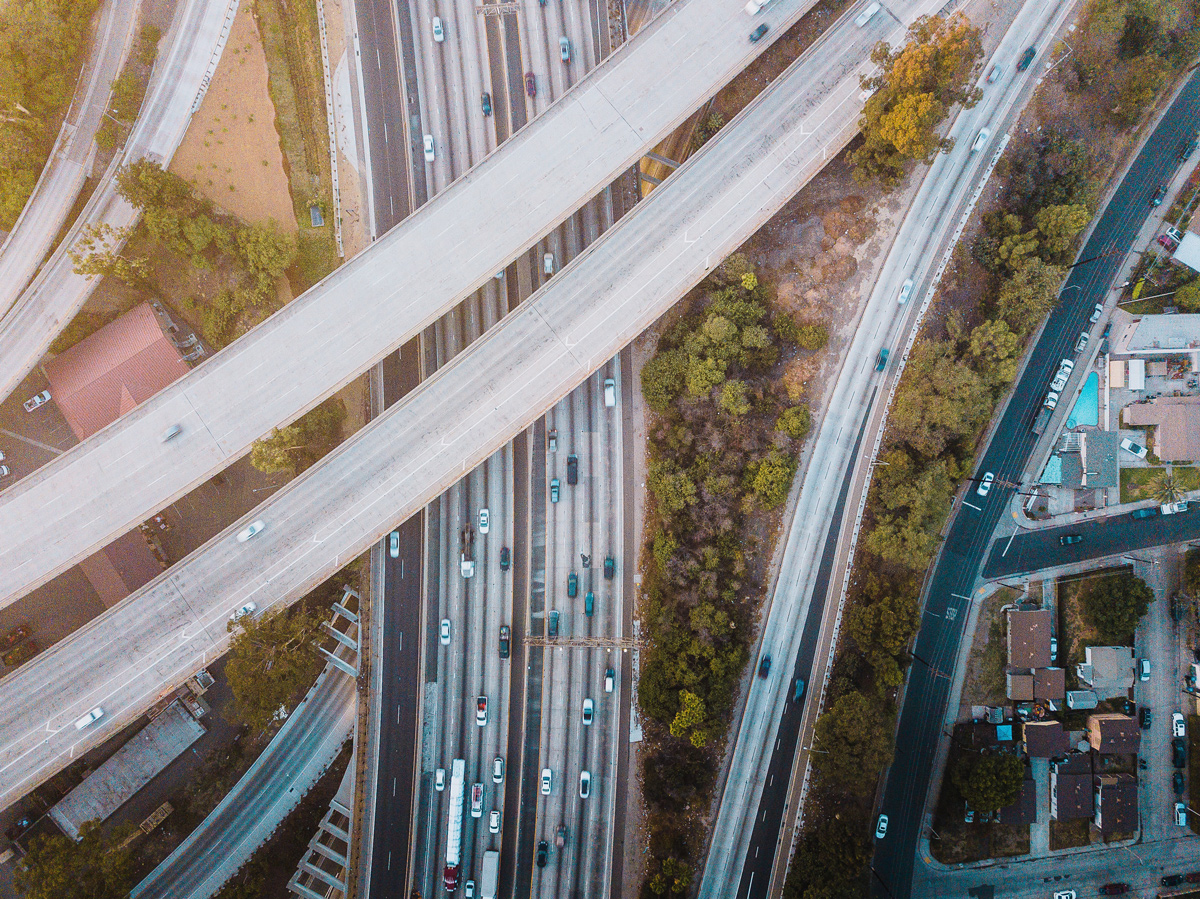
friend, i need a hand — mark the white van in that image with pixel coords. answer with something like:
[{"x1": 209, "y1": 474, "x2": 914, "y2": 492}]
[
  {"x1": 75, "y1": 707, "x2": 104, "y2": 730},
  {"x1": 543, "y1": 252, "x2": 555, "y2": 275},
  {"x1": 604, "y1": 378, "x2": 616, "y2": 406}
]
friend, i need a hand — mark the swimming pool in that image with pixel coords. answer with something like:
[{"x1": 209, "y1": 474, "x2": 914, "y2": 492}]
[{"x1": 1067, "y1": 371, "x2": 1099, "y2": 429}]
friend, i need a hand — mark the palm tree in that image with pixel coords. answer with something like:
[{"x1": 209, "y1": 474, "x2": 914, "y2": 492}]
[{"x1": 1148, "y1": 469, "x2": 1182, "y2": 504}]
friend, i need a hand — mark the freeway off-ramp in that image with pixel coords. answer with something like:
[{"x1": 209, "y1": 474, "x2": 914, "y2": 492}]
[
  {"x1": 0, "y1": 0, "x2": 828, "y2": 608},
  {"x1": 873, "y1": 69, "x2": 1200, "y2": 899},
  {"x1": 0, "y1": 0, "x2": 889, "y2": 808}
]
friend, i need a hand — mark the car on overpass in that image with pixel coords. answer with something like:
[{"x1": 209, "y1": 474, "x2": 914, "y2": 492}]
[
  {"x1": 237, "y1": 520, "x2": 265, "y2": 542},
  {"x1": 1016, "y1": 46, "x2": 1037, "y2": 71}
]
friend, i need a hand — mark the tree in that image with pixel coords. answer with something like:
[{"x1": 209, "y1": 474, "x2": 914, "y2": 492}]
[
  {"x1": 750, "y1": 449, "x2": 796, "y2": 509},
  {"x1": 1113, "y1": 55, "x2": 1169, "y2": 127},
  {"x1": 1035, "y1": 203, "x2": 1091, "y2": 258},
  {"x1": 953, "y1": 751, "x2": 1024, "y2": 812},
  {"x1": 812, "y1": 691, "x2": 895, "y2": 794},
  {"x1": 890, "y1": 340, "x2": 990, "y2": 458},
  {"x1": 995, "y1": 257, "x2": 1065, "y2": 337},
  {"x1": 776, "y1": 404, "x2": 811, "y2": 441},
  {"x1": 795, "y1": 323, "x2": 829, "y2": 351},
  {"x1": 226, "y1": 606, "x2": 327, "y2": 731},
  {"x1": 1148, "y1": 469, "x2": 1181, "y2": 504},
  {"x1": 845, "y1": 581, "x2": 920, "y2": 688},
  {"x1": 1174, "y1": 282, "x2": 1200, "y2": 313},
  {"x1": 1081, "y1": 571, "x2": 1153, "y2": 643},
  {"x1": 68, "y1": 222, "x2": 149, "y2": 286},
  {"x1": 852, "y1": 13, "x2": 983, "y2": 185},
  {"x1": 250, "y1": 399, "x2": 346, "y2": 476},
  {"x1": 238, "y1": 221, "x2": 298, "y2": 298},
  {"x1": 783, "y1": 815, "x2": 870, "y2": 899},
  {"x1": 669, "y1": 690, "x2": 707, "y2": 746},
  {"x1": 648, "y1": 457, "x2": 698, "y2": 516},
  {"x1": 718, "y1": 379, "x2": 751, "y2": 416},
  {"x1": 15, "y1": 820, "x2": 134, "y2": 899},
  {"x1": 968, "y1": 318, "x2": 1022, "y2": 387},
  {"x1": 1185, "y1": 548, "x2": 1200, "y2": 600},
  {"x1": 641, "y1": 347, "x2": 687, "y2": 412},
  {"x1": 115, "y1": 158, "x2": 191, "y2": 211}
]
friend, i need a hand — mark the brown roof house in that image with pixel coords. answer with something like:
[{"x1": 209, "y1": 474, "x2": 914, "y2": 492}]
[
  {"x1": 1087, "y1": 714, "x2": 1141, "y2": 755},
  {"x1": 1094, "y1": 773, "x2": 1138, "y2": 835},
  {"x1": 1023, "y1": 720, "x2": 1070, "y2": 758},
  {"x1": 44, "y1": 303, "x2": 188, "y2": 606},
  {"x1": 1123, "y1": 395, "x2": 1200, "y2": 462},
  {"x1": 1007, "y1": 609, "x2": 1053, "y2": 669},
  {"x1": 1050, "y1": 754, "x2": 1093, "y2": 820},
  {"x1": 999, "y1": 775, "x2": 1037, "y2": 826}
]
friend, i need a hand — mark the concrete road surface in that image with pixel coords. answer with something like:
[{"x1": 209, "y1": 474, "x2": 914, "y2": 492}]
[
  {"x1": 0, "y1": 0, "x2": 240, "y2": 402},
  {"x1": 0, "y1": 0, "x2": 880, "y2": 808},
  {"x1": 0, "y1": 0, "x2": 829, "y2": 608},
  {"x1": 0, "y1": 0, "x2": 140, "y2": 316},
  {"x1": 872, "y1": 68, "x2": 1200, "y2": 899}
]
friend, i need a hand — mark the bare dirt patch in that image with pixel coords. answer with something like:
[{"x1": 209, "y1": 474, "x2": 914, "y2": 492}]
[{"x1": 170, "y1": 6, "x2": 295, "y2": 230}]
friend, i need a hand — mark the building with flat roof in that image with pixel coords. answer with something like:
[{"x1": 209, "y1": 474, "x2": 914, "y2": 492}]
[
  {"x1": 1076, "y1": 646, "x2": 1135, "y2": 699},
  {"x1": 48, "y1": 702, "x2": 204, "y2": 840}
]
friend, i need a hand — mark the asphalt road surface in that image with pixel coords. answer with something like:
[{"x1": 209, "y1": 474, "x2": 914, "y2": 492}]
[
  {"x1": 872, "y1": 68, "x2": 1200, "y2": 899},
  {"x1": 984, "y1": 507, "x2": 1200, "y2": 577},
  {"x1": 0, "y1": 0, "x2": 832, "y2": 608},
  {"x1": 0, "y1": 0, "x2": 241, "y2": 400},
  {"x1": 0, "y1": 0, "x2": 889, "y2": 812}
]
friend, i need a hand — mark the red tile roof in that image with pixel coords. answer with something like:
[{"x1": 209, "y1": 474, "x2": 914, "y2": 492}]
[{"x1": 44, "y1": 303, "x2": 189, "y2": 440}]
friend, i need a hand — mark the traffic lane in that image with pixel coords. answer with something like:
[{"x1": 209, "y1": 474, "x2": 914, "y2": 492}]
[
  {"x1": 876, "y1": 69, "x2": 1200, "y2": 898},
  {"x1": 356, "y1": 0, "x2": 410, "y2": 231},
  {"x1": 983, "y1": 507, "x2": 1200, "y2": 578}
]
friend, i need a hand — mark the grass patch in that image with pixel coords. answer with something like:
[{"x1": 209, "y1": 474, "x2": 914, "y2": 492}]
[
  {"x1": 254, "y1": 0, "x2": 338, "y2": 291},
  {"x1": 1120, "y1": 466, "x2": 1200, "y2": 503},
  {"x1": 1049, "y1": 818, "x2": 1091, "y2": 851}
]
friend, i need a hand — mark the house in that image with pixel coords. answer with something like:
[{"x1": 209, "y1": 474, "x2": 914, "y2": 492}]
[
  {"x1": 1007, "y1": 673, "x2": 1035, "y2": 702},
  {"x1": 999, "y1": 775, "x2": 1037, "y2": 826},
  {"x1": 1050, "y1": 754, "x2": 1093, "y2": 821},
  {"x1": 1007, "y1": 609, "x2": 1053, "y2": 669},
  {"x1": 1034, "y1": 668, "x2": 1066, "y2": 703},
  {"x1": 1076, "y1": 646, "x2": 1135, "y2": 699},
  {"x1": 1087, "y1": 713, "x2": 1140, "y2": 754},
  {"x1": 1066, "y1": 690, "x2": 1099, "y2": 710},
  {"x1": 1023, "y1": 720, "x2": 1070, "y2": 758},
  {"x1": 1123, "y1": 395, "x2": 1200, "y2": 462},
  {"x1": 1094, "y1": 773, "x2": 1138, "y2": 835}
]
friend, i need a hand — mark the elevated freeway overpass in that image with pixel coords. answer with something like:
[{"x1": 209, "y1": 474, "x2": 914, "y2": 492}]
[
  {"x1": 0, "y1": 0, "x2": 910, "y2": 808},
  {"x1": 0, "y1": 0, "x2": 831, "y2": 608}
]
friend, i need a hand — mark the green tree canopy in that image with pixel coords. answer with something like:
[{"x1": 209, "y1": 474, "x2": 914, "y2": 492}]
[
  {"x1": 250, "y1": 399, "x2": 346, "y2": 477},
  {"x1": 890, "y1": 339, "x2": 990, "y2": 458},
  {"x1": 750, "y1": 449, "x2": 797, "y2": 510},
  {"x1": 15, "y1": 820, "x2": 133, "y2": 899},
  {"x1": 1034, "y1": 203, "x2": 1091, "y2": 258},
  {"x1": 995, "y1": 257, "x2": 1065, "y2": 337},
  {"x1": 641, "y1": 347, "x2": 687, "y2": 412},
  {"x1": 226, "y1": 605, "x2": 327, "y2": 731},
  {"x1": 845, "y1": 577, "x2": 920, "y2": 688},
  {"x1": 782, "y1": 815, "x2": 870, "y2": 899},
  {"x1": 776, "y1": 404, "x2": 812, "y2": 441},
  {"x1": 953, "y1": 751, "x2": 1024, "y2": 812},
  {"x1": 1081, "y1": 571, "x2": 1153, "y2": 643},
  {"x1": 1174, "y1": 283, "x2": 1200, "y2": 313},
  {"x1": 812, "y1": 690, "x2": 895, "y2": 794},
  {"x1": 969, "y1": 318, "x2": 1023, "y2": 387}
]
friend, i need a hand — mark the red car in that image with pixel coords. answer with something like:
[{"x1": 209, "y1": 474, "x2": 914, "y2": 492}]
[{"x1": 525, "y1": 72, "x2": 536, "y2": 97}]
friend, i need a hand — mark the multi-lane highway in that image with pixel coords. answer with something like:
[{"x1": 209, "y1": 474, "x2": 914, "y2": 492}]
[
  {"x1": 0, "y1": 0, "x2": 140, "y2": 315},
  {"x1": 874, "y1": 67, "x2": 1200, "y2": 899},
  {"x1": 0, "y1": 0, "x2": 880, "y2": 811},
  {"x1": 697, "y1": 3, "x2": 1081, "y2": 896},
  {"x1": 0, "y1": 0, "x2": 240, "y2": 400},
  {"x1": 0, "y1": 0, "x2": 828, "y2": 608}
]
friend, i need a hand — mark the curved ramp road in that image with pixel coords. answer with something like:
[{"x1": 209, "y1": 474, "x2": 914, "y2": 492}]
[
  {"x1": 0, "y1": 0, "x2": 140, "y2": 315},
  {"x1": 873, "y1": 69, "x2": 1200, "y2": 899},
  {"x1": 0, "y1": 0, "x2": 879, "y2": 806},
  {"x1": 0, "y1": 0, "x2": 825, "y2": 607},
  {"x1": 0, "y1": 0, "x2": 240, "y2": 400}
]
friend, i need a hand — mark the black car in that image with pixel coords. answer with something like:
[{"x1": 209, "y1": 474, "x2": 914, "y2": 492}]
[
  {"x1": 1151, "y1": 184, "x2": 1167, "y2": 206},
  {"x1": 758, "y1": 655, "x2": 771, "y2": 678},
  {"x1": 481, "y1": 92, "x2": 492, "y2": 116},
  {"x1": 1130, "y1": 506, "x2": 1160, "y2": 520},
  {"x1": 1163, "y1": 874, "x2": 1185, "y2": 887},
  {"x1": 536, "y1": 840, "x2": 548, "y2": 868},
  {"x1": 604, "y1": 555, "x2": 615, "y2": 580},
  {"x1": 499, "y1": 625, "x2": 510, "y2": 659},
  {"x1": 1060, "y1": 533, "x2": 1083, "y2": 546},
  {"x1": 500, "y1": 546, "x2": 511, "y2": 571},
  {"x1": 749, "y1": 23, "x2": 768, "y2": 42},
  {"x1": 1175, "y1": 770, "x2": 1186, "y2": 793},
  {"x1": 1174, "y1": 736, "x2": 1188, "y2": 768},
  {"x1": 566, "y1": 453, "x2": 578, "y2": 485},
  {"x1": 1140, "y1": 707, "x2": 1152, "y2": 729},
  {"x1": 1016, "y1": 46, "x2": 1036, "y2": 71},
  {"x1": 1099, "y1": 885, "x2": 1129, "y2": 896}
]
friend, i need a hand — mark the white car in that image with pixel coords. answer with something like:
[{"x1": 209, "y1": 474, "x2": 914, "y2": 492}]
[
  {"x1": 976, "y1": 472, "x2": 994, "y2": 497},
  {"x1": 970, "y1": 128, "x2": 990, "y2": 153},
  {"x1": 160, "y1": 424, "x2": 182, "y2": 442},
  {"x1": 479, "y1": 508, "x2": 490, "y2": 534},
  {"x1": 604, "y1": 377, "x2": 616, "y2": 407},
  {"x1": 1120, "y1": 437, "x2": 1147, "y2": 458},
  {"x1": 541, "y1": 768, "x2": 552, "y2": 794},
  {"x1": 1176, "y1": 802, "x2": 1188, "y2": 827},
  {"x1": 432, "y1": 16, "x2": 444, "y2": 41},
  {"x1": 853, "y1": 1, "x2": 879, "y2": 26},
  {"x1": 435, "y1": 767, "x2": 446, "y2": 791},
  {"x1": 896, "y1": 278, "x2": 914, "y2": 305},
  {"x1": 389, "y1": 530, "x2": 400, "y2": 558},
  {"x1": 236, "y1": 520, "x2": 265, "y2": 542},
  {"x1": 230, "y1": 601, "x2": 257, "y2": 621},
  {"x1": 1139, "y1": 658, "x2": 1151, "y2": 681},
  {"x1": 1044, "y1": 391, "x2": 1059, "y2": 410},
  {"x1": 464, "y1": 882, "x2": 475, "y2": 899},
  {"x1": 470, "y1": 783, "x2": 483, "y2": 817},
  {"x1": 0, "y1": 465, "x2": 8, "y2": 477},
  {"x1": 489, "y1": 810, "x2": 501, "y2": 834},
  {"x1": 1090, "y1": 303, "x2": 1104, "y2": 323},
  {"x1": 1074, "y1": 332, "x2": 1089, "y2": 353},
  {"x1": 440, "y1": 619, "x2": 451, "y2": 645},
  {"x1": 604, "y1": 667, "x2": 614, "y2": 693},
  {"x1": 74, "y1": 707, "x2": 104, "y2": 730},
  {"x1": 579, "y1": 770, "x2": 591, "y2": 798},
  {"x1": 874, "y1": 814, "x2": 888, "y2": 839},
  {"x1": 1174, "y1": 712, "x2": 1187, "y2": 738},
  {"x1": 476, "y1": 695, "x2": 488, "y2": 726},
  {"x1": 1053, "y1": 892, "x2": 1077, "y2": 899},
  {"x1": 543, "y1": 252, "x2": 555, "y2": 275},
  {"x1": 1162, "y1": 501, "x2": 1189, "y2": 515},
  {"x1": 493, "y1": 756, "x2": 504, "y2": 783},
  {"x1": 582, "y1": 698, "x2": 594, "y2": 725},
  {"x1": 423, "y1": 134, "x2": 435, "y2": 162},
  {"x1": 22, "y1": 390, "x2": 51, "y2": 412}
]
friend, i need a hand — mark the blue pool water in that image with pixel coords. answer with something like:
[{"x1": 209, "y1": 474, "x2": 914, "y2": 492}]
[{"x1": 1067, "y1": 371, "x2": 1099, "y2": 429}]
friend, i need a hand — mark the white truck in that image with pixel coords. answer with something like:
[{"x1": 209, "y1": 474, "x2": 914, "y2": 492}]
[
  {"x1": 479, "y1": 849, "x2": 500, "y2": 899},
  {"x1": 443, "y1": 759, "x2": 466, "y2": 891}
]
